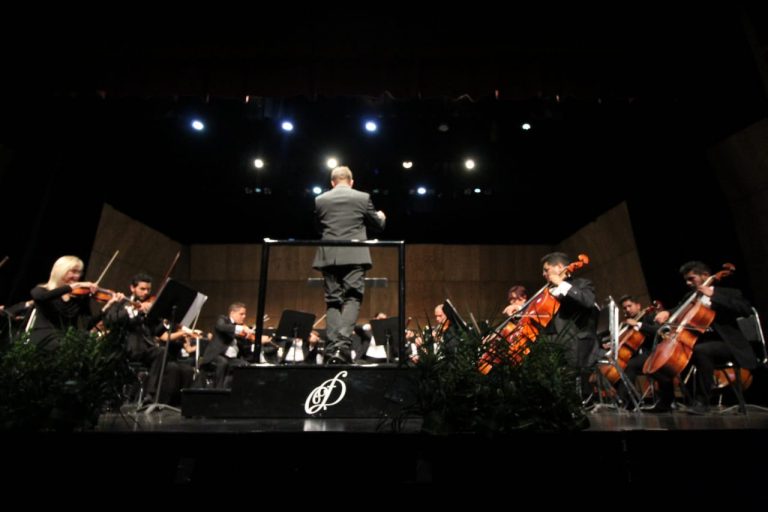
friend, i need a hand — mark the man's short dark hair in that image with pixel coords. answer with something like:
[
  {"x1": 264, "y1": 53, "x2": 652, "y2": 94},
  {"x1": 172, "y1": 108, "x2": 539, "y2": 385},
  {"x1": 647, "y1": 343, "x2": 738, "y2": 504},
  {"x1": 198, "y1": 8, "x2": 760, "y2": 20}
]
[
  {"x1": 679, "y1": 261, "x2": 710, "y2": 276},
  {"x1": 131, "y1": 273, "x2": 153, "y2": 286},
  {"x1": 618, "y1": 294, "x2": 638, "y2": 305},
  {"x1": 541, "y1": 252, "x2": 570, "y2": 266}
]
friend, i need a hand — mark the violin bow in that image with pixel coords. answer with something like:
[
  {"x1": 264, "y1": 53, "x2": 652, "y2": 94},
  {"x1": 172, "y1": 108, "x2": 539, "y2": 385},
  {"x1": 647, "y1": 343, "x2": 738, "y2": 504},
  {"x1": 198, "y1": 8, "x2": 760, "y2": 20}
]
[
  {"x1": 94, "y1": 250, "x2": 120, "y2": 286},
  {"x1": 156, "y1": 250, "x2": 181, "y2": 293},
  {"x1": 312, "y1": 313, "x2": 327, "y2": 329}
]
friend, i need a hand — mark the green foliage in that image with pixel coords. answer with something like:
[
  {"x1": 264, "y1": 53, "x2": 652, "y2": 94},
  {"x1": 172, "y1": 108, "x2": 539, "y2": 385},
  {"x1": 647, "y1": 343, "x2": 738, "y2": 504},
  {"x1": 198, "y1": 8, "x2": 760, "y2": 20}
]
[
  {"x1": 0, "y1": 329, "x2": 131, "y2": 431},
  {"x1": 414, "y1": 328, "x2": 589, "y2": 433}
]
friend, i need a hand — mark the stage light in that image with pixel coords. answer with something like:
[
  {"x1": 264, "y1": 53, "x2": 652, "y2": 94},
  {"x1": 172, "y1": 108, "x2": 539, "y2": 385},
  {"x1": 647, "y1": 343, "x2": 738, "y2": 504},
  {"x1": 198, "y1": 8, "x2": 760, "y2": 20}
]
[
  {"x1": 464, "y1": 159, "x2": 476, "y2": 170},
  {"x1": 326, "y1": 157, "x2": 338, "y2": 169},
  {"x1": 364, "y1": 120, "x2": 378, "y2": 132},
  {"x1": 416, "y1": 186, "x2": 427, "y2": 195},
  {"x1": 402, "y1": 161, "x2": 413, "y2": 169},
  {"x1": 253, "y1": 158, "x2": 265, "y2": 169},
  {"x1": 281, "y1": 121, "x2": 294, "y2": 132},
  {"x1": 312, "y1": 186, "x2": 322, "y2": 195},
  {"x1": 474, "y1": 188, "x2": 481, "y2": 194},
  {"x1": 521, "y1": 122, "x2": 531, "y2": 131},
  {"x1": 191, "y1": 120, "x2": 205, "y2": 131}
]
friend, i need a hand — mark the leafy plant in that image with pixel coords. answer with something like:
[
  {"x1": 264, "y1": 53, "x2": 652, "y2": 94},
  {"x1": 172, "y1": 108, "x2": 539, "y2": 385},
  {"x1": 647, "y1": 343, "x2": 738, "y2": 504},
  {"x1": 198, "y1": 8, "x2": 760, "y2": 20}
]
[
  {"x1": 414, "y1": 326, "x2": 588, "y2": 434},
  {"x1": 0, "y1": 328, "x2": 131, "y2": 431}
]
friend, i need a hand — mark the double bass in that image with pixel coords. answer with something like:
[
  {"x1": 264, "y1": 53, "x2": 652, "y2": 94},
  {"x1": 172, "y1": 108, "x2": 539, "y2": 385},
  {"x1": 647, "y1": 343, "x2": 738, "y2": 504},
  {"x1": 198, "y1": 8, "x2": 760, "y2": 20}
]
[
  {"x1": 598, "y1": 300, "x2": 662, "y2": 384},
  {"x1": 478, "y1": 254, "x2": 590, "y2": 375},
  {"x1": 643, "y1": 263, "x2": 735, "y2": 380}
]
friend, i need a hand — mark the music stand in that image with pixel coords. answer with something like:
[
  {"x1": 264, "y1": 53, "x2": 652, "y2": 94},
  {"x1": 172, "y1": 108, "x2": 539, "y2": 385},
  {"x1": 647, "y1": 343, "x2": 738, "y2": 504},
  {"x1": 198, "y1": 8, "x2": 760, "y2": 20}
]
[
  {"x1": 442, "y1": 299, "x2": 469, "y2": 333},
  {"x1": 274, "y1": 310, "x2": 315, "y2": 364},
  {"x1": 141, "y1": 279, "x2": 206, "y2": 414},
  {"x1": 370, "y1": 316, "x2": 401, "y2": 363}
]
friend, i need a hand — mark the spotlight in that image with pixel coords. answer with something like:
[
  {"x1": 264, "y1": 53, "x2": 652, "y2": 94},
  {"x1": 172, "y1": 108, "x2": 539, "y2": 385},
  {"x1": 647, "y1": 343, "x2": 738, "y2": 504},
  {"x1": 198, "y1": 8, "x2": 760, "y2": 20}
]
[
  {"x1": 364, "y1": 120, "x2": 378, "y2": 133},
  {"x1": 281, "y1": 121, "x2": 294, "y2": 132},
  {"x1": 521, "y1": 122, "x2": 531, "y2": 131},
  {"x1": 416, "y1": 186, "x2": 427, "y2": 195},
  {"x1": 326, "y1": 158, "x2": 338, "y2": 169},
  {"x1": 253, "y1": 158, "x2": 265, "y2": 169},
  {"x1": 473, "y1": 188, "x2": 481, "y2": 194},
  {"x1": 464, "y1": 159, "x2": 476, "y2": 170},
  {"x1": 312, "y1": 186, "x2": 322, "y2": 195},
  {"x1": 402, "y1": 161, "x2": 413, "y2": 169},
  {"x1": 191, "y1": 120, "x2": 205, "y2": 131}
]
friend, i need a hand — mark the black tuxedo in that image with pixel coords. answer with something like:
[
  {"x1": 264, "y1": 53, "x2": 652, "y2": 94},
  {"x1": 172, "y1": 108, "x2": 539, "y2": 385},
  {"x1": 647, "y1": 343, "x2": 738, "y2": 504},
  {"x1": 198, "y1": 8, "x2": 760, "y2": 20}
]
[
  {"x1": 700, "y1": 287, "x2": 755, "y2": 369},
  {"x1": 545, "y1": 277, "x2": 599, "y2": 368},
  {"x1": 201, "y1": 315, "x2": 249, "y2": 388},
  {"x1": 655, "y1": 285, "x2": 754, "y2": 407},
  {"x1": 105, "y1": 299, "x2": 192, "y2": 404}
]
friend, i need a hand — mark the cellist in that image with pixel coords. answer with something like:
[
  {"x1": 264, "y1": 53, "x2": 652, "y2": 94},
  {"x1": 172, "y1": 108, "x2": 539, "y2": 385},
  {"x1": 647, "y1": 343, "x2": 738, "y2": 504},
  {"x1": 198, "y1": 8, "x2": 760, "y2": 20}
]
[
  {"x1": 613, "y1": 295, "x2": 662, "y2": 406},
  {"x1": 647, "y1": 261, "x2": 753, "y2": 414},
  {"x1": 539, "y1": 252, "x2": 600, "y2": 370}
]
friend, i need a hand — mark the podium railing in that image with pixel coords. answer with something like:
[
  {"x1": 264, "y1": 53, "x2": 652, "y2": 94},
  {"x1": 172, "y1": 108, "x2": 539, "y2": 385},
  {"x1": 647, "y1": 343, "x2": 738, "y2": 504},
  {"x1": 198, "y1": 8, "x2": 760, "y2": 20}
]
[{"x1": 255, "y1": 239, "x2": 406, "y2": 364}]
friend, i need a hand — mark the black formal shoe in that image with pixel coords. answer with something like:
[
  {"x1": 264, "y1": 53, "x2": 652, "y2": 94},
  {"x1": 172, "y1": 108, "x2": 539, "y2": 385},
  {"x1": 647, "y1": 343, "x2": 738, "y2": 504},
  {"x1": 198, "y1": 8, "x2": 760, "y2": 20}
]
[
  {"x1": 641, "y1": 402, "x2": 672, "y2": 413},
  {"x1": 325, "y1": 350, "x2": 351, "y2": 365},
  {"x1": 685, "y1": 401, "x2": 709, "y2": 415}
]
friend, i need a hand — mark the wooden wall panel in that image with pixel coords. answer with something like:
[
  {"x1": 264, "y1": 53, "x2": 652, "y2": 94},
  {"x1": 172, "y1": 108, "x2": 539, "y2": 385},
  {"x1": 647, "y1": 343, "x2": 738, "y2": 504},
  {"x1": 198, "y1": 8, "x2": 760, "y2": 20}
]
[
  {"x1": 92, "y1": 203, "x2": 648, "y2": 335},
  {"x1": 708, "y1": 118, "x2": 768, "y2": 316},
  {"x1": 558, "y1": 202, "x2": 649, "y2": 307},
  {"x1": 88, "y1": 204, "x2": 186, "y2": 295}
]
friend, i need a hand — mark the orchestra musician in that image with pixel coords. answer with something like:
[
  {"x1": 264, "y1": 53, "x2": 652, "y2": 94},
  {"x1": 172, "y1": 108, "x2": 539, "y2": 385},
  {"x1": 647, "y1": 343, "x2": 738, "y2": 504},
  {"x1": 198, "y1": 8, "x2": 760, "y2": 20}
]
[
  {"x1": 105, "y1": 273, "x2": 192, "y2": 405},
  {"x1": 29, "y1": 255, "x2": 117, "y2": 350},
  {"x1": 612, "y1": 295, "x2": 661, "y2": 407},
  {"x1": 646, "y1": 261, "x2": 754, "y2": 414},
  {"x1": 200, "y1": 302, "x2": 255, "y2": 388},
  {"x1": 312, "y1": 166, "x2": 386, "y2": 365},
  {"x1": 503, "y1": 285, "x2": 528, "y2": 317},
  {"x1": 432, "y1": 303, "x2": 461, "y2": 357},
  {"x1": 539, "y1": 252, "x2": 599, "y2": 370}
]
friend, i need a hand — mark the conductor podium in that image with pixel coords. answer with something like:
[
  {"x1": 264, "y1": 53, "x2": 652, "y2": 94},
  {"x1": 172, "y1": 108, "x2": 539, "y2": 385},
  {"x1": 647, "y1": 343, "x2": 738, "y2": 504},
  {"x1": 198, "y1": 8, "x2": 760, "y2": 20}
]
[{"x1": 181, "y1": 365, "x2": 416, "y2": 418}]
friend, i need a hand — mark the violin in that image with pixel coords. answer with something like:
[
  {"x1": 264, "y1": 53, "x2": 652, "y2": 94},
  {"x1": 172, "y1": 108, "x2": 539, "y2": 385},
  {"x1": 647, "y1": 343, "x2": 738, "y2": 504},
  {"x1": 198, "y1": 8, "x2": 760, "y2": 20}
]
[
  {"x1": 70, "y1": 285, "x2": 118, "y2": 302},
  {"x1": 478, "y1": 254, "x2": 590, "y2": 374},
  {"x1": 70, "y1": 285, "x2": 145, "y2": 310}
]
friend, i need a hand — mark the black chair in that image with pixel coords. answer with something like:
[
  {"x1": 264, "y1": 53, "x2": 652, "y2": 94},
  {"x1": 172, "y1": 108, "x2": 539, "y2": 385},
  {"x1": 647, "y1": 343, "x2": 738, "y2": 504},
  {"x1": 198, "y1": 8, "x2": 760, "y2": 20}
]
[{"x1": 708, "y1": 308, "x2": 766, "y2": 413}]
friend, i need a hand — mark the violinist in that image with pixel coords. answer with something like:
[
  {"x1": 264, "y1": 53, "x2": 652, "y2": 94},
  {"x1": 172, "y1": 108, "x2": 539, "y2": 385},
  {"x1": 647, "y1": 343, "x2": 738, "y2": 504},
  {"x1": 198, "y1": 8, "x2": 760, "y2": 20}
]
[
  {"x1": 29, "y1": 255, "x2": 110, "y2": 350},
  {"x1": 200, "y1": 302, "x2": 254, "y2": 388},
  {"x1": 612, "y1": 295, "x2": 661, "y2": 407},
  {"x1": 648, "y1": 261, "x2": 753, "y2": 414},
  {"x1": 539, "y1": 252, "x2": 599, "y2": 369},
  {"x1": 105, "y1": 273, "x2": 190, "y2": 404},
  {"x1": 432, "y1": 303, "x2": 461, "y2": 357}
]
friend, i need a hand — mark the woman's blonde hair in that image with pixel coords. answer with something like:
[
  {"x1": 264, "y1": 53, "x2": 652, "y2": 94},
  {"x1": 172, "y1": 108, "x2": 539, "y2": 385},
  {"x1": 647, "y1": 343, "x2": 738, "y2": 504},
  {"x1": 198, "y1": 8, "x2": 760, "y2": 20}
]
[{"x1": 44, "y1": 255, "x2": 84, "y2": 289}]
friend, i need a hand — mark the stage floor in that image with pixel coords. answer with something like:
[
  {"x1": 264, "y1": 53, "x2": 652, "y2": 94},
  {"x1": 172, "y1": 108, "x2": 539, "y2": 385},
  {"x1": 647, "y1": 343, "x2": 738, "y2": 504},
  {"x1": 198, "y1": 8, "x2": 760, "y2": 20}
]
[{"x1": 95, "y1": 404, "x2": 768, "y2": 433}]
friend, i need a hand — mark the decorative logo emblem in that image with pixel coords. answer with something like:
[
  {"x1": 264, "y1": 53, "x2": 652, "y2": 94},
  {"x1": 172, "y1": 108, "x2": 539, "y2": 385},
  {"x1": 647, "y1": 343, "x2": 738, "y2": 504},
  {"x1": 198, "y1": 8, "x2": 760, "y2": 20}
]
[{"x1": 305, "y1": 370, "x2": 348, "y2": 414}]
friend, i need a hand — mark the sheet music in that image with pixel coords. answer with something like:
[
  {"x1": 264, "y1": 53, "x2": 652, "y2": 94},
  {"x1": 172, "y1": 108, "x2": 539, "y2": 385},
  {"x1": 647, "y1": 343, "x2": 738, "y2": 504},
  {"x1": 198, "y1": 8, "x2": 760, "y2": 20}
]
[{"x1": 181, "y1": 292, "x2": 208, "y2": 327}]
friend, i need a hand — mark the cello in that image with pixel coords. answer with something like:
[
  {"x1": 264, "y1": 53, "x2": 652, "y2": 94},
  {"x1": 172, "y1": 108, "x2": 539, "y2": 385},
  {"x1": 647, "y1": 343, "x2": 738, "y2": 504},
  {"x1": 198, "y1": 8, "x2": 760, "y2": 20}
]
[
  {"x1": 478, "y1": 254, "x2": 590, "y2": 375},
  {"x1": 642, "y1": 263, "x2": 735, "y2": 380},
  {"x1": 598, "y1": 300, "x2": 662, "y2": 384}
]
